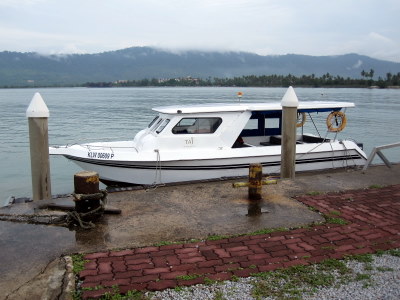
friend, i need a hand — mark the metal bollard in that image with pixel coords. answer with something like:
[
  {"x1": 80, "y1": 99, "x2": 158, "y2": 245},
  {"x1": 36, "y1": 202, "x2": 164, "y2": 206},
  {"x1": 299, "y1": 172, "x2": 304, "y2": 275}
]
[
  {"x1": 248, "y1": 163, "x2": 263, "y2": 200},
  {"x1": 233, "y1": 164, "x2": 277, "y2": 201},
  {"x1": 73, "y1": 171, "x2": 105, "y2": 219}
]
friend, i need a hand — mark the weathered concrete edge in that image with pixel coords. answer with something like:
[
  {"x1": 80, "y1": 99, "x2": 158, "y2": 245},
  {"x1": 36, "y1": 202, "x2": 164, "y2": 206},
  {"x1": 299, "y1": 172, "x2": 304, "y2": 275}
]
[{"x1": 62, "y1": 256, "x2": 76, "y2": 300}]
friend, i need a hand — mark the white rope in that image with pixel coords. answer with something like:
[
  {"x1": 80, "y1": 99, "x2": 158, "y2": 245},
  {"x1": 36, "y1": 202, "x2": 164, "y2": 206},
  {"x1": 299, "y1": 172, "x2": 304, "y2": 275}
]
[
  {"x1": 146, "y1": 149, "x2": 165, "y2": 191},
  {"x1": 339, "y1": 140, "x2": 358, "y2": 169}
]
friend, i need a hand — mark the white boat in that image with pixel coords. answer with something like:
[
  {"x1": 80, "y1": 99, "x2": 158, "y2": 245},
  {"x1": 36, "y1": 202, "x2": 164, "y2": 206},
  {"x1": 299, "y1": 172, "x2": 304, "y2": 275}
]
[{"x1": 49, "y1": 92, "x2": 367, "y2": 186}]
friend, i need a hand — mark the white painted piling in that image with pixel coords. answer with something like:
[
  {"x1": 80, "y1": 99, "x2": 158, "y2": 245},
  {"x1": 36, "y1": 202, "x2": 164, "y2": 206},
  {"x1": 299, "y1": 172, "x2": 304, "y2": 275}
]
[
  {"x1": 280, "y1": 86, "x2": 299, "y2": 179},
  {"x1": 26, "y1": 92, "x2": 52, "y2": 200}
]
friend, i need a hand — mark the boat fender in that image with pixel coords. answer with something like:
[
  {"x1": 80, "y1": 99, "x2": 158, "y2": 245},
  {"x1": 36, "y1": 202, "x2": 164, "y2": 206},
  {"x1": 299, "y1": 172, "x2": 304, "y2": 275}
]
[
  {"x1": 296, "y1": 112, "x2": 306, "y2": 127},
  {"x1": 326, "y1": 111, "x2": 347, "y2": 132}
]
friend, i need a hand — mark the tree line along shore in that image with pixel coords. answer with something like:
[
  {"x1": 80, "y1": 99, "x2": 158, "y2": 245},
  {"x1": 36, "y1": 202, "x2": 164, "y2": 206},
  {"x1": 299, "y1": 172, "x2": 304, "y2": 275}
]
[
  {"x1": 85, "y1": 70, "x2": 400, "y2": 89},
  {"x1": 3, "y1": 69, "x2": 400, "y2": 89}
]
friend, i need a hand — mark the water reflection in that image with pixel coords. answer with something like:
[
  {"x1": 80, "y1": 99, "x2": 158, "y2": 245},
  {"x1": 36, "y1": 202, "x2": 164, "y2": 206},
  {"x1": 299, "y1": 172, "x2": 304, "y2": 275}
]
[{"x1": 74, "y1": 217, "x2": 111, "y2": 251}]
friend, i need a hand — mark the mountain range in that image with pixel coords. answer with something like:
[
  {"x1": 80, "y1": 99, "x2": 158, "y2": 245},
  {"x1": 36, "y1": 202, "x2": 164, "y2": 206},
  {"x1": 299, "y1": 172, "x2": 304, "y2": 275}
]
[{"x1": 1, "y1": 47, "x2": 400, "y2": 87}]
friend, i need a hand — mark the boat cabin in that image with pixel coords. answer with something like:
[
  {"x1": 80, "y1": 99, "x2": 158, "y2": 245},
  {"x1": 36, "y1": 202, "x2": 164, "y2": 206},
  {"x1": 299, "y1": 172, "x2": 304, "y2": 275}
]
[{"x1": 133, "y1": 101, "x2": 354, "y2": 152}]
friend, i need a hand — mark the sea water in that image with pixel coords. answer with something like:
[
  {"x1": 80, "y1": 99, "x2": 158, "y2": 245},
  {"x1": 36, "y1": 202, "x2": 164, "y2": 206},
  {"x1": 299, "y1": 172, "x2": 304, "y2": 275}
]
[{"x1": 0, "y1": 87, "x2": 399, "y2": 199}]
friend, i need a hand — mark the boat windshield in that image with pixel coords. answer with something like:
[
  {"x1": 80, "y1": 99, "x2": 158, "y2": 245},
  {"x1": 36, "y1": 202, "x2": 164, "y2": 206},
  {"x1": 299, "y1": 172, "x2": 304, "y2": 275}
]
[
  {"x1": 148, "y1": 116, "x2": 160, "y2": 128},
  {"x1": 156, "y1": 119, "x2": 170, "y2": 134},
  {"x1": 150, "y1": 118, "x2": 163, "y2": 131}
]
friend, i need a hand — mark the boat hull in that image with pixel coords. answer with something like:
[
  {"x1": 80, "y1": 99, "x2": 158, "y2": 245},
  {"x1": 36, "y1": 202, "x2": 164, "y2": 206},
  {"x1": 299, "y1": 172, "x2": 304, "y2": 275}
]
[{"x1": 61, "y1": 143, "x2": 366, "y2": 185}]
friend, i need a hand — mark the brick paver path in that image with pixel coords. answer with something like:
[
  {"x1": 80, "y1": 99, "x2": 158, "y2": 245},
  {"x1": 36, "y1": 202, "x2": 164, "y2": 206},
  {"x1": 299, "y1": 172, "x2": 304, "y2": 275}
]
[{"x1": 79, "y1": 185, "x2": 400, "y2": 299}]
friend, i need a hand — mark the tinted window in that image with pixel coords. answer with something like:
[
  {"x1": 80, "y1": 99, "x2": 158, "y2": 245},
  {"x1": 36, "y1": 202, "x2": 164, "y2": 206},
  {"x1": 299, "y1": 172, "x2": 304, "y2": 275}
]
[
  {"x1": 156, "y1": 119, "x2": 170, "y2": 133},
  {"x1": 172, "y1": 118, "x2": 222, "y2": 134},
  {"x1": 151, "y1": 118, "x2": 163, "y2": 132},
  {"x1": 148, "y1": 116, "x2": 159, "y2": 128}
]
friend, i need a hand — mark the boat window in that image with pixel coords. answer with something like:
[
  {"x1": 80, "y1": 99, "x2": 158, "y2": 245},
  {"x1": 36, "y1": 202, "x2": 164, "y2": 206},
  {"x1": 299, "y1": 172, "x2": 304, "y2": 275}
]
[
  {"x1": 264, "y1": 117, "x2": 281, "y2": 136},
  {"x1": 151, "y1": 118, "x2": 163, "y2": 131},
  {"x1": 156, "y1": 119, "x2": 170, "y2": 134},
  {"x1": 172, "y1": 118, "x2": 222, "y2": 134},
  {"x1": 244, "y1": 119, "x2": 258, "y2": 130},
  {"x1": 148, "y1": 116, "x2": 160, "y2": 128},
  {"x1": 266, "y1": 118, "x2": 280, "y2": 129}
]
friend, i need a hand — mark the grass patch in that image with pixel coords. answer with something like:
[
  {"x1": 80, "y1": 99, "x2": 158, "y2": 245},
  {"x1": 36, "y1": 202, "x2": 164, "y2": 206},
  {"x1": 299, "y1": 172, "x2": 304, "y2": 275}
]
[
  {"x1": 329, "y1": 210, "x2": 341, "y2": 216},
  {"x1": 324, "y1": 216, "x2": 349, "y2": 225},
  {"x1": 355, "y1": 273, "x2": 373, "y2": 288},
  {"x1": 173, "y1": 286, "x2": 185, "y2": 292},
  {"x1": 250, "y1": 258, "x2": 355, "y2": 299},
  {"x1": 250, "y1": 227, "x2": 289, "y2": 236},
  {"x1": 71, "y1": 254, "x2": 89, "y2": 274},
  {"x1": 376, "y1": 266, "x2": 394, "y2": 272},
  {"x1": 307, "y1": 191, "x2": 321, "y2": 196},
  {"x1": 250, "y1": 250, "x2": 397, "y2": 298},
  {"x1": 251, "y1": 262, "x2": 342, "y2": 300},
  {"x1": 204, "y1": 277, "x2": 218, "y2": 285},
  {"x1": 355, "y1": 273, "x2": 371, "y2": 281},
  {"x1": 207, "y1": 234, "x2": 229, "y2": 241},
  {"x1": 387, "y1": 249, "x2": 400, "y2": 257},
  {"x1": 308, "y1": 206, "x2": 317, "y2": 211},
  {"x1": 345, "y1": 253, "x2": 373, "y2": 263},
  {"x1": 76, "y1": 286, "x2": 149, "y2": 300},
  {"x1": 213, "y1": 290, "x2": 225, "y2": 300},
  {"x1": 153, "y1": 241, "x2": 175, "y2": 246},
  {"x1": 249, "y1": 264, "x2": 257, "y2": 269},
  {"x1": 369, "y1": 184, "x2": 383, "y2": 189},
  {"x1": 99, "y1": 288, "x2": 149, "y2": 300},
  {"x1": 176, "y1": 274, "x2": 201, "y2": 281}
]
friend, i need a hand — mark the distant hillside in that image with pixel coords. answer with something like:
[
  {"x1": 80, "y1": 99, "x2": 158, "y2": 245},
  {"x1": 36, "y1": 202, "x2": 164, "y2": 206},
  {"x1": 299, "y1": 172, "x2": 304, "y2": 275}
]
[{"x1": 0, "y1": 47, "x2": 399, "y2": 87}]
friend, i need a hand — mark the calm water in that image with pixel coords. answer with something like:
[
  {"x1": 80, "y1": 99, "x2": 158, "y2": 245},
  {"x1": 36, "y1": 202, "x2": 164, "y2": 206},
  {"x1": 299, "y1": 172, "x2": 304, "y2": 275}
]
[{"x1": 0, "y1": 87, "x2": 399, "y2": 199}]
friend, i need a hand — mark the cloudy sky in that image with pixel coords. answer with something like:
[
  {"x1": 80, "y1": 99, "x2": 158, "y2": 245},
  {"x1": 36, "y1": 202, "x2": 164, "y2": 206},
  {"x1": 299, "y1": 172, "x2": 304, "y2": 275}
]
[{"x1": 1, "y1": 0, "x2": 399, "y2": 62}]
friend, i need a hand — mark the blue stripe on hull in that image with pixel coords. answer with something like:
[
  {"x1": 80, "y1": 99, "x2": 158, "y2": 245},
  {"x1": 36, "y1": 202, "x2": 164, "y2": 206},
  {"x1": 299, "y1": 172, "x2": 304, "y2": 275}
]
[{"x1": 64, "y1": 154, "x2": 363, "y2": 171}]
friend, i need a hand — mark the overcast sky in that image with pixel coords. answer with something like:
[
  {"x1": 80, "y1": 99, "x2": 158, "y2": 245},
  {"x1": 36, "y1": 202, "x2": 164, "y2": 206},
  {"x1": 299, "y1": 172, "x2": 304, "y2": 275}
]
[{"x1": 1, "y1": 0, "x2": 399, "y2": 62}]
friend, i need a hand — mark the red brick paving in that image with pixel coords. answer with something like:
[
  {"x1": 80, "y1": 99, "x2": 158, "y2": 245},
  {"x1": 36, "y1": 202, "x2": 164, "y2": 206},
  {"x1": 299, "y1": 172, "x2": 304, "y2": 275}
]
[{"x1": 79, "y1": 184, "x2": 400, "y2": 299}]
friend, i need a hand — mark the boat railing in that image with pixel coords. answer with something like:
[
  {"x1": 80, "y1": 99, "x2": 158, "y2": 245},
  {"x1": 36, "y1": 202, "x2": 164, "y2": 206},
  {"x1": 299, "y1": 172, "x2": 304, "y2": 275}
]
[
  {"x1": 362, "y1": 142, "x2": 400, "y2": 170},
  {"x1": 52, "y1": 143, "x2": 139, "y2": 153}
]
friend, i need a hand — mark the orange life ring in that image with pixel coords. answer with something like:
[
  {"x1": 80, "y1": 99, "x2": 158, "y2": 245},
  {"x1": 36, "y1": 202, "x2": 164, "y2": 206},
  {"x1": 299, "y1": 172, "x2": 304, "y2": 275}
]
[
  {"x1": 296, "y1": 112, "x2": 306, "y2": 127},
  {"x1": 326, "y1": 111, "x2": 347, "y2": 132}
]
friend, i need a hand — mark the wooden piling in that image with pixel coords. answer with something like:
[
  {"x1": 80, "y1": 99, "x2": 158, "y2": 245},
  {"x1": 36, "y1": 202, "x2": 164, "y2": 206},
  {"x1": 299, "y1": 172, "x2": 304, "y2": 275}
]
[
  {"x1": 26, "y1": 93, "x2": 51, "y2": 201},
  {"x1": 280, "y1": 86, "x2": 299, "y2": 179},
  {"x1": 248, "y1": 163, "x2": 262, "y2": 200}
]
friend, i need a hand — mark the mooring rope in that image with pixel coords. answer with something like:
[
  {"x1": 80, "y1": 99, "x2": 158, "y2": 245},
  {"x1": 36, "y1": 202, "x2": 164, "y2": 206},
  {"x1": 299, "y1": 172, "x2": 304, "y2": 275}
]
[{"x1": 0, "y1": 191, "x2": 107, "y2": 229}]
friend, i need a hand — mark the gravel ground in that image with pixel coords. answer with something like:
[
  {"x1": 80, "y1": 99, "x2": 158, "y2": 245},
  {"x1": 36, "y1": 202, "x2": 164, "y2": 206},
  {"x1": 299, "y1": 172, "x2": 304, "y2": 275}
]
[{"x1": 148, "y1": 251, "x2": 400, "y2": 300}]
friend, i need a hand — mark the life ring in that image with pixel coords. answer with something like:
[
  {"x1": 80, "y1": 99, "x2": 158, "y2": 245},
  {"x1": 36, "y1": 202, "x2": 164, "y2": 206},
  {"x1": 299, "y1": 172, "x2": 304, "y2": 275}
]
[
  {"x1": 326, "y1": 111, "x2": 347, "y2": 132},
  {"x1": 296, "y1": 112, "x2": 306, "y2": 127}
]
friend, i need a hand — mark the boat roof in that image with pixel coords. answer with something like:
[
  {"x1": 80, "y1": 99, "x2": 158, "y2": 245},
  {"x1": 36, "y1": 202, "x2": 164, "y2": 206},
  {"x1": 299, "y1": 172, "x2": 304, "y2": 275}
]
[{"x1": 153, "y1": 101, "x2": 355, "y2": 114}]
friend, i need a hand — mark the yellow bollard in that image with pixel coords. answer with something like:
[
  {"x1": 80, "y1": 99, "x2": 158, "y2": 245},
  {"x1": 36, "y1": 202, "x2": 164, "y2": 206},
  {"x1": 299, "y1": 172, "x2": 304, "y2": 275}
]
[
  {"x1": 248, "y1": 163, "x2": 262, "y2": 200},
  {"x1": 232, "y1": 164, "x2": 278, "y2": 200}
]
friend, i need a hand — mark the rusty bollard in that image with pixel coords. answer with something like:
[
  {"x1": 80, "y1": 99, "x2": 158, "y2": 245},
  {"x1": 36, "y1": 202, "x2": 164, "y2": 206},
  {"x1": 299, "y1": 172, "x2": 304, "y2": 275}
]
[
  {"x1": 233, "y1": 164, "x2": 277, "y2": 201},
  {"x1": 248, "y1": 163, "x2": 263, "y2": 200},
  {"x1": 73, "y1": 171, "x2": 106, "y2": 220}
]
